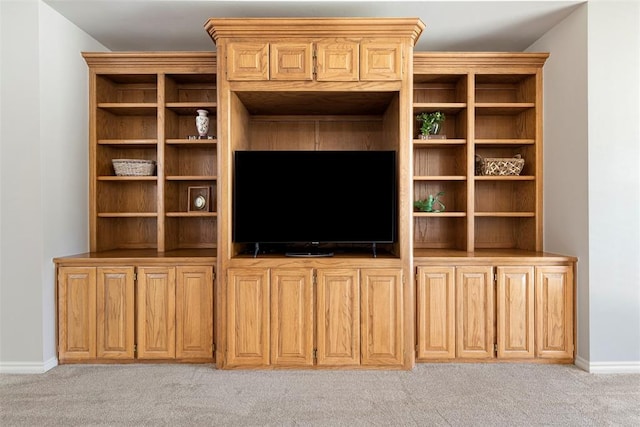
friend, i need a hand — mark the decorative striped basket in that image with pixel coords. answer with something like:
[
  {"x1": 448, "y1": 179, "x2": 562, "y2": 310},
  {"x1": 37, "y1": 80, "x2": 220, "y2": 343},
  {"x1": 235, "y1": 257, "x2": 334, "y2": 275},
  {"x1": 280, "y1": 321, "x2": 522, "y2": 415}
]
[
  {"x1": 477, "y1": 154, "x2": 524, "y2": 176},
  {"x1": 112, "y1": 159, "x2": 156, "y2": 176}
]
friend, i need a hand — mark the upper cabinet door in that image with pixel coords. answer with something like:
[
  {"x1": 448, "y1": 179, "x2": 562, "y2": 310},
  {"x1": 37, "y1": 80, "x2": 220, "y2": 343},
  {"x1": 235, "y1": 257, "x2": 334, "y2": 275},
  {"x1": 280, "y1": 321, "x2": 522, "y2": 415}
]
[
  {"x1": 360, "y1": 41, "x2": 403, "y2": 81},
  {"x1": 315, "y1": 41, "x2": 359, "y2": 81},
  {"x1": 270, "y1": 42, "x2": 314, "y2": 81},
  {"x1": 227, "y1": 42, "x2": 269, "y2": 81}
]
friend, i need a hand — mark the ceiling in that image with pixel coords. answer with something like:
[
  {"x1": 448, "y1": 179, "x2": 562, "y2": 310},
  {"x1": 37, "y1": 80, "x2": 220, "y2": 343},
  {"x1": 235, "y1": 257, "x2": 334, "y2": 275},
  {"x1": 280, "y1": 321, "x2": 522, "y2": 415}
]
[{"x1": 43, "y1": 0, "x2": 584, "y2": 52}]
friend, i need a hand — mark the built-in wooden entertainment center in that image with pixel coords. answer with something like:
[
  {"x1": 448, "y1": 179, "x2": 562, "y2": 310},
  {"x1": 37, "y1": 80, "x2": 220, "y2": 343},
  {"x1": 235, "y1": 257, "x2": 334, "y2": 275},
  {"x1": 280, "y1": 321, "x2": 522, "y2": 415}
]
[{"x1": 54, "y1": 18, "x2": 576, "y2": 369}]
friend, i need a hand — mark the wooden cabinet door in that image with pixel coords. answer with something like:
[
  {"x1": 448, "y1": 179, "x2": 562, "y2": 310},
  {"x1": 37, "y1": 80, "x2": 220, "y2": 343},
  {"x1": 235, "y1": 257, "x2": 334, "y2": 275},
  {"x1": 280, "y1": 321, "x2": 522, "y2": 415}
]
[
  {"x1": 316, "y1": 269, "x2": 360, "y2": 366},
  {"x1": 96, "y1": 267, "x2": 135, "y2": 359},
  {"x1": 176, "y1": 266, "x2": 213, "y2": 359},
  {"x1": 227, "y1": 268, "x2": 270, "y2": 367},
  {"x1": 416, "y1": 266, "x2": 456, "y2": 360},
  {"x1": 360, "y1": 41, "x2": 402, "y2": 81},
  {"x1": 496, "y1": 266, "x2": 534, "y2": 359},
  {"x1": 58, "y1": 267, "x2": 96, "y2": 360},
  {"x1": 456, "y1": 266, "x2": 494, "y2": 358},
  {"x1": 536, "y1": 266, "x2": 574, "y2": 359},
  {"x1": 316, "y1": 41, "x2": 359, "y2": 81},
  {"x1": 226, "y1": 42, "x2": 269, "y2": 80},
  {"x1": 361, "y1": 269, "x2": 404, "y2": 366},
  {"x1": 137, "y1": 266, "x2": 176, "y2": 359},
  {"x1": 270, "y1": 269, "x2": 314, "y2": 366},
  {"x1": 270, "y1": 42, "x2": 313, "y2": 81}
]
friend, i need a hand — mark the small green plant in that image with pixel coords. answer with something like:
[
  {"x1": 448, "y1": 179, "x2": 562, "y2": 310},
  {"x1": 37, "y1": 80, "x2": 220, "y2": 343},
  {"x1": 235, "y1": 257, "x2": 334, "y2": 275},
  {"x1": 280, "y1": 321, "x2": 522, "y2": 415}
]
[
  {"x1": 414, "y1": 191, "x2": 445, "y2": 213},
  {"x1": 416, "y1": 111, "x2": 445, "y2": 136}
]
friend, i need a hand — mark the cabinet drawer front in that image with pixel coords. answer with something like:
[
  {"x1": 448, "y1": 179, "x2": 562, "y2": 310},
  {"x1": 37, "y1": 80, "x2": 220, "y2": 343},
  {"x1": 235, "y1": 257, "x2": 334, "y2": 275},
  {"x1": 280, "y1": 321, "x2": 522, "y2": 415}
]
[
  {"x1": 270, "y1": 42, "x2": 313, "y2": 81},
  {"x1": 227, "y1": 42, "x2": 269, "y2": 81}
]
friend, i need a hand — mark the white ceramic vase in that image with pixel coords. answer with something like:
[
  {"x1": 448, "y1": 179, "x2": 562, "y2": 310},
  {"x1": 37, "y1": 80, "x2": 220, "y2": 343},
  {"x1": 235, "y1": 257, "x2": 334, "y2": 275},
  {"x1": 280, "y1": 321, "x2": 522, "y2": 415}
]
[{"x1": 196, "y1": 109, "x2": 209, "y2": 137}]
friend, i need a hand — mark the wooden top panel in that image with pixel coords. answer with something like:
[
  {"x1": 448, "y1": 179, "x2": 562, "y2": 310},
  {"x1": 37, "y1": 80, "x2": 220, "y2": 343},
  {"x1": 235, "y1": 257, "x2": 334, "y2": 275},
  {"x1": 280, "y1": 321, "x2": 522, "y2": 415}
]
[
  {"x1": 54, "y1": 249, "x2": 216, "y2": 265},
  {"x1": 414, "y1": 52, "x2": 549, "y2": 73},
  {"x1": 205, "y1": 17, "x2": 425, "y2": 45},
  {"x1": 414, "y1": 249, "x2": 577, "y2": 264},
  {"x1": 82, "y1": 52, "x2": 216, "y2": 72}
]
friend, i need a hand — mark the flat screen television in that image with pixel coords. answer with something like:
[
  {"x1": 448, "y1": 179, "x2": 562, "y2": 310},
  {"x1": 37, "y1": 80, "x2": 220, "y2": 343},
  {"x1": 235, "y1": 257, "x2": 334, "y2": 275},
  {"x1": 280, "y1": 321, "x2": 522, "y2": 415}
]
[{"x1": 233, "y1": 150, "x2": 397, "y2": 251}]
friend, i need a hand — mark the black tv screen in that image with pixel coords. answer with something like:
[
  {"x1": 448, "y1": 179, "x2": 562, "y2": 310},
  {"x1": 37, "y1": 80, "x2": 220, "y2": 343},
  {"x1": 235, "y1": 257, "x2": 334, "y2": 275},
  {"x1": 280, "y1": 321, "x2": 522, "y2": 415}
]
[{"x1": 233, "y1": 150, "x2": 397, "y2": 245}]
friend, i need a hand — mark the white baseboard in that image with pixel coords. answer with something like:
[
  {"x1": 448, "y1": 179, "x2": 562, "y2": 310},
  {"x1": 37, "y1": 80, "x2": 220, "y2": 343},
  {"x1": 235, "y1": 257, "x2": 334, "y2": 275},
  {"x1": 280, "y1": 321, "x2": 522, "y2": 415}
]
[
  {"x1": 0, "y1": 357, "x2": 58, "y2": 374},
  {"x1": 575, "y1": 356, "x2": 640, "y2": 374}
]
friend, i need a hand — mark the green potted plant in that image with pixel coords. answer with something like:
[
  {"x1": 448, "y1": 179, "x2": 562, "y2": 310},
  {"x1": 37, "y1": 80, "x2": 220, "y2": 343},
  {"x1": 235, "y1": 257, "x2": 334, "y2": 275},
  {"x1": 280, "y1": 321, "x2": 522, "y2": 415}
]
[
  {"x1": 414, "y1": 191, "x2": 445, "y2": 213},
  {"x1": 416, "y1": 111, "x2": 445, "y2": 139}
]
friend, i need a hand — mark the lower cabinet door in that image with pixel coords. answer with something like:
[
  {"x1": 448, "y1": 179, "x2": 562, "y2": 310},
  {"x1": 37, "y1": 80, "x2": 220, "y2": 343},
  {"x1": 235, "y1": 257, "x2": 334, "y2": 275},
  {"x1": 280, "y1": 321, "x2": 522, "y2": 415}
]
[
  {"x1": 496, "y1": 266, "x2": 535, "y2": 359},
  {"x1": 137, "y1": 266, "x2": 176, "y2": 359},
  {"x1": 456, "y1": 266, "x2": 494, "y2": 359},
  {"x1": 227, "y1": 268, "x2": 270, "y2": 367},
  {"x1": 58, "y1": 266, "x2": 97, "y2": 360},
  {"x1": 316, "y1": 269, "x2": 360, "y2": 366},
  {"x1": 361, "y1": 269, "x2": 404, "y2": 366},
  {"x1": 176, "y1": 266, "x2": 213, "y2": 359},
  {"x1": 97, "y1": 267, "x2": 135, "y2": 359},
  {"x1": 270, "y1": 269, "x2": 314, "y2": 366},
  {"x1": 417, "y1": 266, "x2": 456, "y2": 360},
  {"x1": 535, "y1": 266, "x2": 574, "y2": 359}
]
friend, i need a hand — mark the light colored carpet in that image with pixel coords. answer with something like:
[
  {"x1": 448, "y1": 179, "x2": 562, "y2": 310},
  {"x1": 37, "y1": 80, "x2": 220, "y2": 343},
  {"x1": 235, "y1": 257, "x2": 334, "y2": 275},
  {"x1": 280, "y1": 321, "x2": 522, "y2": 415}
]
[{"x1": 1, "y1": 363, "x2": 639, "y2": 426}]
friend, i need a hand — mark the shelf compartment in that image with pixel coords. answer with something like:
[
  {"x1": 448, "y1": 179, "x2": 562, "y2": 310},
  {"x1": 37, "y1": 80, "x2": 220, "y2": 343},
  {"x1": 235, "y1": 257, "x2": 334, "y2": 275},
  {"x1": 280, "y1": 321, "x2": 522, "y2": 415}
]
[
  {"x1": 414, "y1": 144, "x2": 466, "y2": 177},
  {"x1": 475, "y1": 180, "x2": 535, "y2": 213},
  {"x1": 96, "y1": 146, "x2": 157, "y2": 176},
  {"x1": 475, "y1": 145, "x2": 536, "y2": 176},
  {"x1": 165, "y1": 103, "x2": 217, "y2": 116},
  {"x1": 96, "y1": 109, "x2": 158, "y2": 140},
  {"x1": 474, "y1": 109, "x2": 536, "y2": 140},
  {"x1": 165, "y1": 181, "x2": 216, "y2": 214},
  {"x1": 414, "y1": 181, "x2": 467, "y2": 213},
  {"x1": 97, "y1": 180, "x2": 158, "y2": 214},
  {"x1": 165, "y1": 74, "x2": 216, "y2": 104},
  {"x1": 413, "y1": 108, "x2": 468, "y2": 140},
  {"x1": 96, "y1": 74, "x2": 157, "y2": 104},
  {"x1": 166, "y1": 138, "x2": 217, "y2": 146},
  {"x1": 414, "y1": 216, "x2": 468, "y2": 250},
  {"x1": 413, "y1": 75, "x2": 468, "y2": 103},
  {"x1": 164, "y1": 144, "x2": 216, "y2": 177},
  {"x1": 164, "y1": 216, "x2": 217, "y2": 250},
  {"x1": 474, "y1": 217, "x2": 536, "y2": 251},
  {"x1": 95, "y1": 217, "x2": 158, "y2": 251},
  {"x1": 475, "y1": 74, "x2": 536, "y2": 104},
  {"x1": 165, "y1": 108, "x2": 217, "y2": 140}
]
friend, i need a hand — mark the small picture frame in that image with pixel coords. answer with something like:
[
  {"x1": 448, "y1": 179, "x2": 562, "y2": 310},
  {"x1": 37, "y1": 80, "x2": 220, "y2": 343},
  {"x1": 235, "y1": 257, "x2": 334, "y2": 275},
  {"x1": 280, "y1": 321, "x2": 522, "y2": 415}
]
[{"x1": 188, "y1": 186, "x2": 211, "y2": 212}]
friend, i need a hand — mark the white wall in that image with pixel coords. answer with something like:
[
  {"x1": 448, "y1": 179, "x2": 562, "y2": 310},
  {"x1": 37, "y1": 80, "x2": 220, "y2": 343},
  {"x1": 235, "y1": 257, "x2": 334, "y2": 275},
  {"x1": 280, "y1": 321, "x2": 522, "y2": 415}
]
[
  {"x1": 0, "y1": 0, "x2": 106, "y2": 373},
  {"x1": 586, "y1": 0, "x2": 640, "y2": 371},
  {"x1": 526, "y1": 5, "x2": 590, "y2": 365}
]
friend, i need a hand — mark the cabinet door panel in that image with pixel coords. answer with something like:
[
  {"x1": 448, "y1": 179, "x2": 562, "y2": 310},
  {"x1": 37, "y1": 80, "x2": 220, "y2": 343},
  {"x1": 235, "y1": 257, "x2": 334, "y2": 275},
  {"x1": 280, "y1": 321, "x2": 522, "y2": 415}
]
[
  {"x1": 227, "y1": 268, "x2": 270, "y2": 367},
  {"x1": 361, "y1": 269, "x2": 403, "y2": 366},
  {"x1": 270, "y1": 42, "x2": 313, "y2": 81},
  {"x1": 360, "y1": 41, "x2": 402, "y2": 81},
  {"x1": 536, "y1": 266, "x2": 574, "y2": 359},
  {"x1": 316, "y1": 269, "x2": 360, "y2": 366},
  {"x1": 417, "y1": 266, "x2": 455, "y2": 360},
  {"x1": 271, "y1": 269, "x2": 314, "y2": 366},
  {"x1": 137, "y1": 267, "x2": 176, "y2": 359},
  {"x1": 316, "y1": 41, "x2": 359, "y2": 81},
  {"x1": 97, "y1": 267, "x2": 135, "y2": 359},
  {"x1": 58, "y1": 267, "x2": 97, "y2": 360},
  {"x1": 227, "y1": 42, "x2": 269, "y2": 81},
  {"x1": 496, "y1": 266, "x2": 534, "y2": 359},
  {"x1": 456, "y1": 266, "x2": 494, "y2": 358},
  {"x1": 176, "y1": 266, "x2": 213, "y2": 359}
]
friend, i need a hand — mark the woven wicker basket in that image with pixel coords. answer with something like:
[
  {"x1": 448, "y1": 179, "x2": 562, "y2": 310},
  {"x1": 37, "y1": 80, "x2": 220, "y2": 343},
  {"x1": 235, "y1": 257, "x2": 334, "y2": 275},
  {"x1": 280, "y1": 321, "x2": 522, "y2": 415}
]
[
  {"x1": 477, "y1": 154, "x2": 524, "y2": 176},
  {"x1": 112, "y1": 159, "x2": 156, "y2": 176}
]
